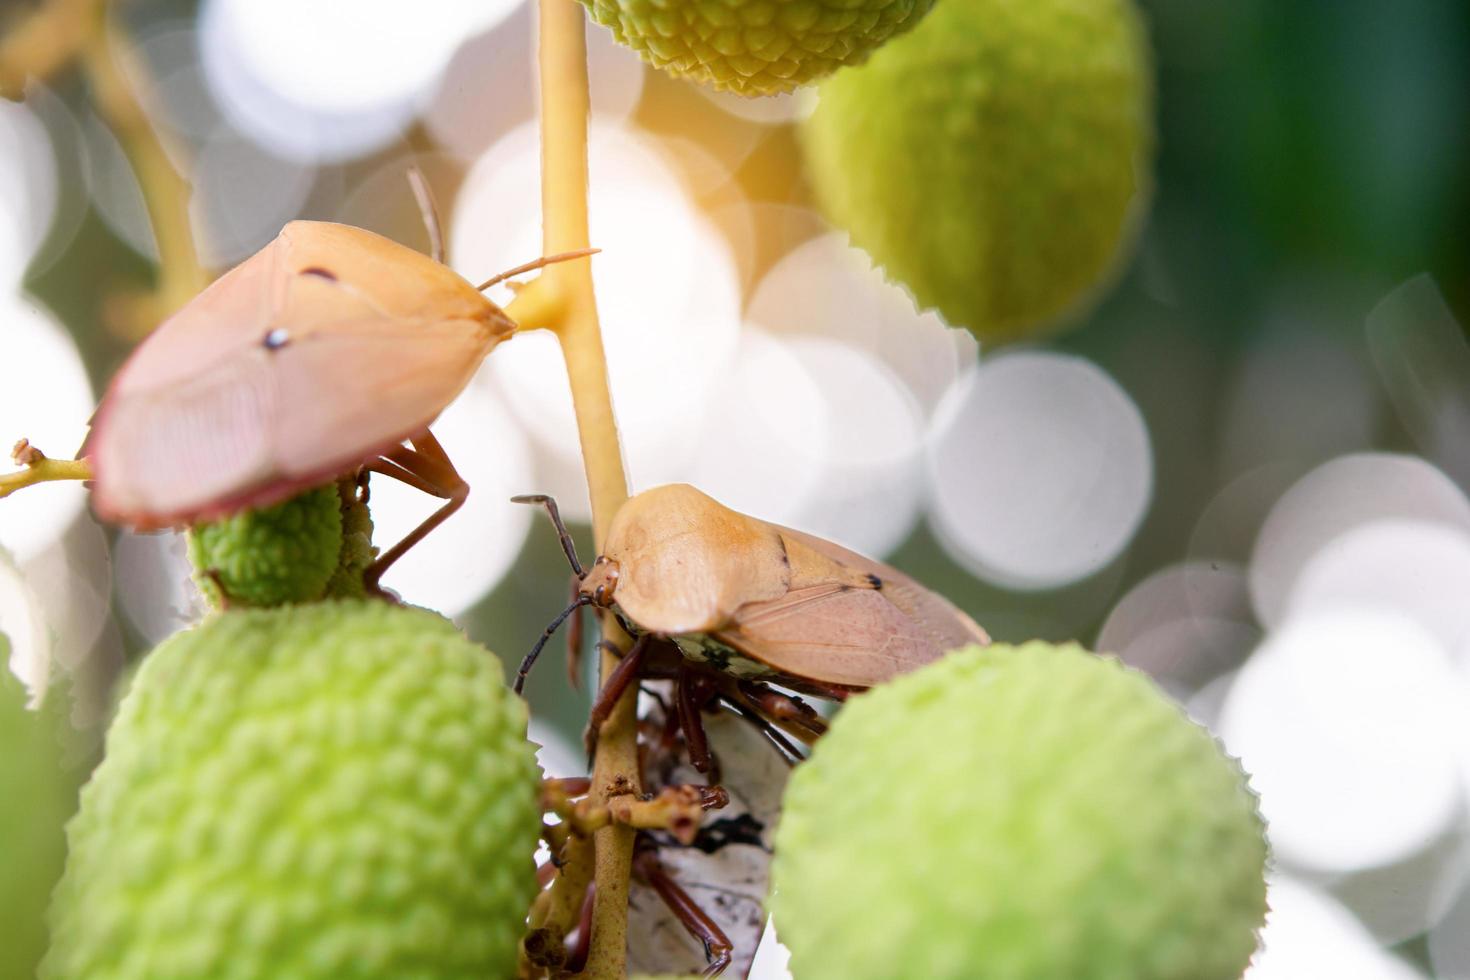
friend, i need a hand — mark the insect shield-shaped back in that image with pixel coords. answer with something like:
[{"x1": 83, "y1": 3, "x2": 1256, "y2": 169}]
[
  {"x1": 85, "y1": 222, "x2": 515, "y2": 529},
  {"x1": 591, "y1": 484, "x2": 990, "y2": 691}
]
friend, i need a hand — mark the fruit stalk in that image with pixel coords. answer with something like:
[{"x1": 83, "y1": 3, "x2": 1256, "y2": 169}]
[
  {"x1": 80, "y1": 4, "x2": 208, "y2": 335},
  {"x1": 0, "y1": 441, "x2": 91, "y2": 500},
  {"x1": 0, "y1": 0, "x2": 92, "y2": 99},
  {"x1": 533, "y1": 0, "x2": 640, "y2": 974}
]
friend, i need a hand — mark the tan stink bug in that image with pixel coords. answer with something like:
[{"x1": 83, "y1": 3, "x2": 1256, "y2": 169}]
[
  {"x1": 514, "y1": 483, "x2": 989, "y2": 769},
  {"x1": 81, "y1": 175, "x2": 591, "y2": 589}
]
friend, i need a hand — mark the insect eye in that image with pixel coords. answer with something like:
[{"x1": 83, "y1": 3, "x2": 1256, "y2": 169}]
[{"x1": 262, "y1": 328, "x2": 290, "y2": 350}]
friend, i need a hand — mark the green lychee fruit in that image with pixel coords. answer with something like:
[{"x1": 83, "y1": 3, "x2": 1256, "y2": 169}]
[
  {"x1": 799, "y1": 0, "x2": 1153, "y2": 343},
  {"x1": 769, "y1": 642, "x2": 1267, "y2": 980},
  {"x1": 580, "y1": 0, "x2": 934, "y2": 96},
  {"x1": 188, "y1": 478, "x2": 376, "y2": 608},
  {"x1": 0, "y1": 640, "x2": 73, "y2": 980},
  {"x1": 42, "y1": 601, "x2": 540, "y2": 980}
]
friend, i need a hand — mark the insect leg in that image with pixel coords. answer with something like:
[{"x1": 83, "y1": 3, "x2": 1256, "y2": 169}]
[
  {"x1": 676, "y1": 663, "x2": 718, "y2": 774},
  {"x1": 584, "y1": 635, "x2": 650, "y2": 762},
  {"x1": 566, "y1": 572, "x2": 585, "y2": 690},
  {"x1": 564, "y1": 881, "x2": 597, "y2": 973},
  {"x1": 633, "y1": 836, "x2": 734, "y2": 977},
  {"x1": 516, "y1": 596, "x2": 591, "y2": 695},
  {"x1": 361, "y1": 433, "x2": 469, "y2": 593},
  {"x1": 718, "y1": 701, "x2": 805, "y2": 768},
  {"x1": 733, "y1": 681, "x2": 828, "y2": 743},
  {"x1": 511, "y1": 493, "x2": 584, "y2": 576}
]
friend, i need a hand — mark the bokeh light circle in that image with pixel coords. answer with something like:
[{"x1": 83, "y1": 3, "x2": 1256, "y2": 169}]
[
  {"x1": 748, "y1": 232, "x2": 970, "y2": 415},
  {"x1": 0, "y1": 99, "x2": 59, "y2": 283},
  {"x1": 81, "y1": 112, "x2": 160, "y2": 262},
  {"x1": 684, "y1": 328, "x2": 827, "y2": 527},
  {"x1": 1219, "y1": 609, "x2": 1465, "y2": 873},
  {"x1": 200, "y1": 0, "x2": 518, "y2": 161},
  {"x1": 1333, "y1": 821, "x2": 1470, "y2": 947},
  {"x1": 1250, "y1": 453, "x2": 1470, "y2": 628},
  {"x1": 113, "y1": 529, "x2": 203, "y2": 648},
  {"x1": 189, "y1": 127, "x2": 316, "y2": 266},
  {"x1": 784, "y1": 336, "x2": 924, "y2": 557},
  {"x1": 18, "y1": 518, "x2": 115, "y2": 694},
  {"x1": 927, "y1": 351, "x2": 1152, "y2": 589},
  {"x1": 1247, "y1": 876, "x2": 1426, "y2": 980},
  {"x1": 426, "y1": 9, "x2": 644, "y2": 162},
  {"x1": 132, "y1": 23, "x2": 222, "y2": 144},
  {"x1": 1286, "y1": 519, "x2": 1470, "y2": 653},
  {"x1": 1096, "y1": 560, "x2": 1258, "y2": 698},
  {"x1": 209, "y1": 0, "x2": 514, "y2": 112}
]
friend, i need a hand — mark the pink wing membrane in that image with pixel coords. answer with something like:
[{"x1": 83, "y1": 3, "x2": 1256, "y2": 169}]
[
  {"x1": 777, "y1": 526, "x2": 990, "y2": 651},
  {"x1": 89, "y1": 224, "x2": 505, "y2": 526},
  {"x1": 719, "y1": 584, "x2": 945, "y2": 689},
  {"x1": 90, "y1": 351, "x2": 280, "y2": 523}
]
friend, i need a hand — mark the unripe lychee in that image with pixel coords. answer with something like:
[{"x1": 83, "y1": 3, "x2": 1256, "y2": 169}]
[
  {"x1": 581, "y1": 0, "x2": 934, "y2": 96},
  {"x1": 42, "y1": 601, "x2": 540, "y2": 980},
  {"x1": 769, "y1": 642, "x2": 1267, "y2": 980},
  {"x1": 188, "y1": 479, "x2": 376, "y2": 608},
  {"x1": 799, "y1": 0, "x2": 1153, "y2": 343}
]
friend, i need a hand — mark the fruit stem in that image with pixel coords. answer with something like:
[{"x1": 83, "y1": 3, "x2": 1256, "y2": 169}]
[
  {"x1": 80, "y1": 3, "x2": 208, "y2": 336},
  {"x1": 0, "y1": 440, "x2": 92, "y2": 500},
  {"x1": 0, "y1": 0, "x2": 91, "y2": 98},
  {"x1": 533, "y1": 0, "x2": 640, "y2": 975}
]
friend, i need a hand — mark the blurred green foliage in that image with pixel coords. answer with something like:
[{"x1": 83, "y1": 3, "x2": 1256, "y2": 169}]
[{"x1": 0, "y1": 637, "x2": 77, "y2": 980}]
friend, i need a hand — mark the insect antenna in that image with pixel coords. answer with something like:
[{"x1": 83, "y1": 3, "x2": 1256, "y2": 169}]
[
  {"x1": 477, "y1": 248, "x2": 600, "y2": 291},
  {"x1": 514, "y1": 595, "x2": 591, "y2": 695},
  {"x1": 405, "y1": 166, "x2": 445, "y2": 265},
  {"x1": 511, "y1": 493, "x2": 584, "y2": 577}
]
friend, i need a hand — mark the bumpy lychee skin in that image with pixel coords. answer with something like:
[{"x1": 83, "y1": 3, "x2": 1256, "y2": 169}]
[
  {"x1": 581, "y1": 0, "x2": 934, "y2": 96},
  {"x1": 800, "y1": 0, "x2": 1153, "y2": 342},
  {"x1": 770, "y1": 642, "x2": 1267, "y2": 980},
  {"x1": 43, "y1": 601, "x2": 541, "y2": 980},
  {"x1": 188, "y1": 483, "x2": 344, "y2": 607}
]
